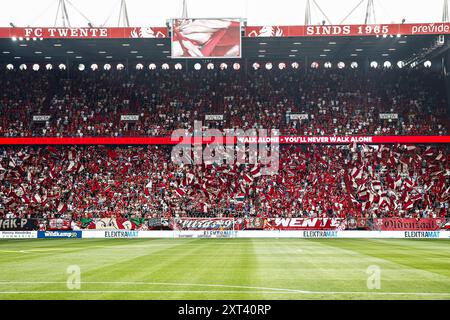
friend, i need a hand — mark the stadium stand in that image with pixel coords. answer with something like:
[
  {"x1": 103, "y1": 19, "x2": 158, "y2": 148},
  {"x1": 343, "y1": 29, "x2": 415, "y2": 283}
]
[
  {"x1": 0, "y1": 67, "x2": 448, "y2": 137},
  {"x1": 0, "y1": 143, "x2": 448, "y2": 222}
]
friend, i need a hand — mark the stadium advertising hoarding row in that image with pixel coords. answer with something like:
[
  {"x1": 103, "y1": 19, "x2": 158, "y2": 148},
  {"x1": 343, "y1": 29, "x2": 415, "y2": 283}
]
[
  {"x1": 1, "y1": 218, "x2": 448, "y2": 231},
  {"x1": 0, "y1": 135, "x2": 449, "y2": 145},
  {"x1": 2, "y1": 230, "x2": 450, "y2": 239},
  {"x1": 1, "y1": 22, "x2": 449, "y2": 39}
]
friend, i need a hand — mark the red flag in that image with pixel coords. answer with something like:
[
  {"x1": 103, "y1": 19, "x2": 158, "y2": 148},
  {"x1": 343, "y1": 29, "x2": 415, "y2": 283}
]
[
  {"x1": 175, "y1": 188, "x2": 186, "y2": 197},
  {"x1": 57, "y1": 202, "x2": 68, "y2": 214}
]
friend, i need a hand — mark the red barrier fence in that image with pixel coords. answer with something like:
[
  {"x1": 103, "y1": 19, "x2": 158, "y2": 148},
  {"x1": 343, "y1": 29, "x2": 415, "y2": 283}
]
[
  {"x1": 0, "y1": 136, "x2": 449, "y2": 145},
  {"x1": 1, "y1": 23, "x2": 449, "y2": 39}
]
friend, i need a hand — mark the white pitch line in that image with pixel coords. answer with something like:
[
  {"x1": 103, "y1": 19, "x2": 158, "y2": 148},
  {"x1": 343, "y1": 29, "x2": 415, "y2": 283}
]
[
  {"x1": 0, "y1": 290, "x2": 449, "y2": 296},
  {"x1": 0, "y1": 281, "x2": 449, "y2": 296},
  {"x1": 0, "y1": 291, "x2": 302, "y2": 294},
  {"x1": 0, "y1": 281, "x2": 308, "y2": 293}
]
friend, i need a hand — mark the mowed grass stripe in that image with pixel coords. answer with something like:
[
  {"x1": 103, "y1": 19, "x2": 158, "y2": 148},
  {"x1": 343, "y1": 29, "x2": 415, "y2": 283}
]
[{"x1": 308, "y1": 239, "x2": 450, "y2": 294}]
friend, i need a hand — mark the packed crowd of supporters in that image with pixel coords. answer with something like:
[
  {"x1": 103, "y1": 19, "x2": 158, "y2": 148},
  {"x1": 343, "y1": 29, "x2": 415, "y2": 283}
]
[
  {"x1": 0, "y1": 144, "x2": 448, "y2": 222},
  {"x1": 0, "y1": 67, "x2": 448, "y2": 137}
]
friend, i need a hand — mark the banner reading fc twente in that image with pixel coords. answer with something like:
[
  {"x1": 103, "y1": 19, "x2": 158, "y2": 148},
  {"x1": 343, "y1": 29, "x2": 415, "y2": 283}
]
[
  {"x1": 172, "y1": 218, "x2": 244, "y2": 230},
  {"x1": 373, "y1": 218, "x2": 447, "y2": 231},
  {"x1": 1, "y1": 27, "x2": 167, "y2": 39},
  {"x1": 264, "y1": 218, "x2": 344, "y2": 230}
]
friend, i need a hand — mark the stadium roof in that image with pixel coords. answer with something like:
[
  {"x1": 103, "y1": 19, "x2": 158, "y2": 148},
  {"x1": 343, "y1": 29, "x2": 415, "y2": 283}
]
[
  {"x1": 0, "y1": 35, "x2": 445, "y2": 64},
  {"x1": 0, "y1": 0, "x2": 446, "y2": 27}
]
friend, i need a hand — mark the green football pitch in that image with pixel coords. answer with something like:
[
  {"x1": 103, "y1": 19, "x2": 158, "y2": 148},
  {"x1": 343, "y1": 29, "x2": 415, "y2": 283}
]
[{"x1": 0, "y1": 238, "x2": 449, "y2": 300}]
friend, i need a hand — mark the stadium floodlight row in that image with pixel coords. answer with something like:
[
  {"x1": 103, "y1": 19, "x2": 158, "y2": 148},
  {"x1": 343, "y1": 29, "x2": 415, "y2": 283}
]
[{"x1": 4, "y1": 60, "x2": 433, "y2": 71}]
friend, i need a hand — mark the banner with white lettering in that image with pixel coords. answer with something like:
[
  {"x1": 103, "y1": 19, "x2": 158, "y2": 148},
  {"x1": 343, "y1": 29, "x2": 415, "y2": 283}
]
[
  {"x1": 289, "y1": 114, "x2": 309, "y2": 120},
  {"x1": 120, "y1": 115, "x2": 140, "y2": 122},
  {"x1": 0, "y1": 218, "x2": 40, "y2": 231},
  {"x1": 263, "y1": 218, "x2": 344, "y2": 230},
  {"x1": 172, "y1": 218, "x2": 244, "y2": 230},
  {"x1": 147, "y1": 218, "x2": 171, "y2": 230},
  {"x1": 373, "y1": 218, "x2": 447, "y2": 231},
  {"x1": 32, "y1": 115, "x2": 51, "y2": 122},
  {"x1": 379, "y1": 113, "x2": 398, "y2": 120},
  {"x1": 205, "y1": 115, "x2": 224, "y2": 121},
  {"x1": 2, "y1": 27, "x2": 167, "y2": 39}
]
